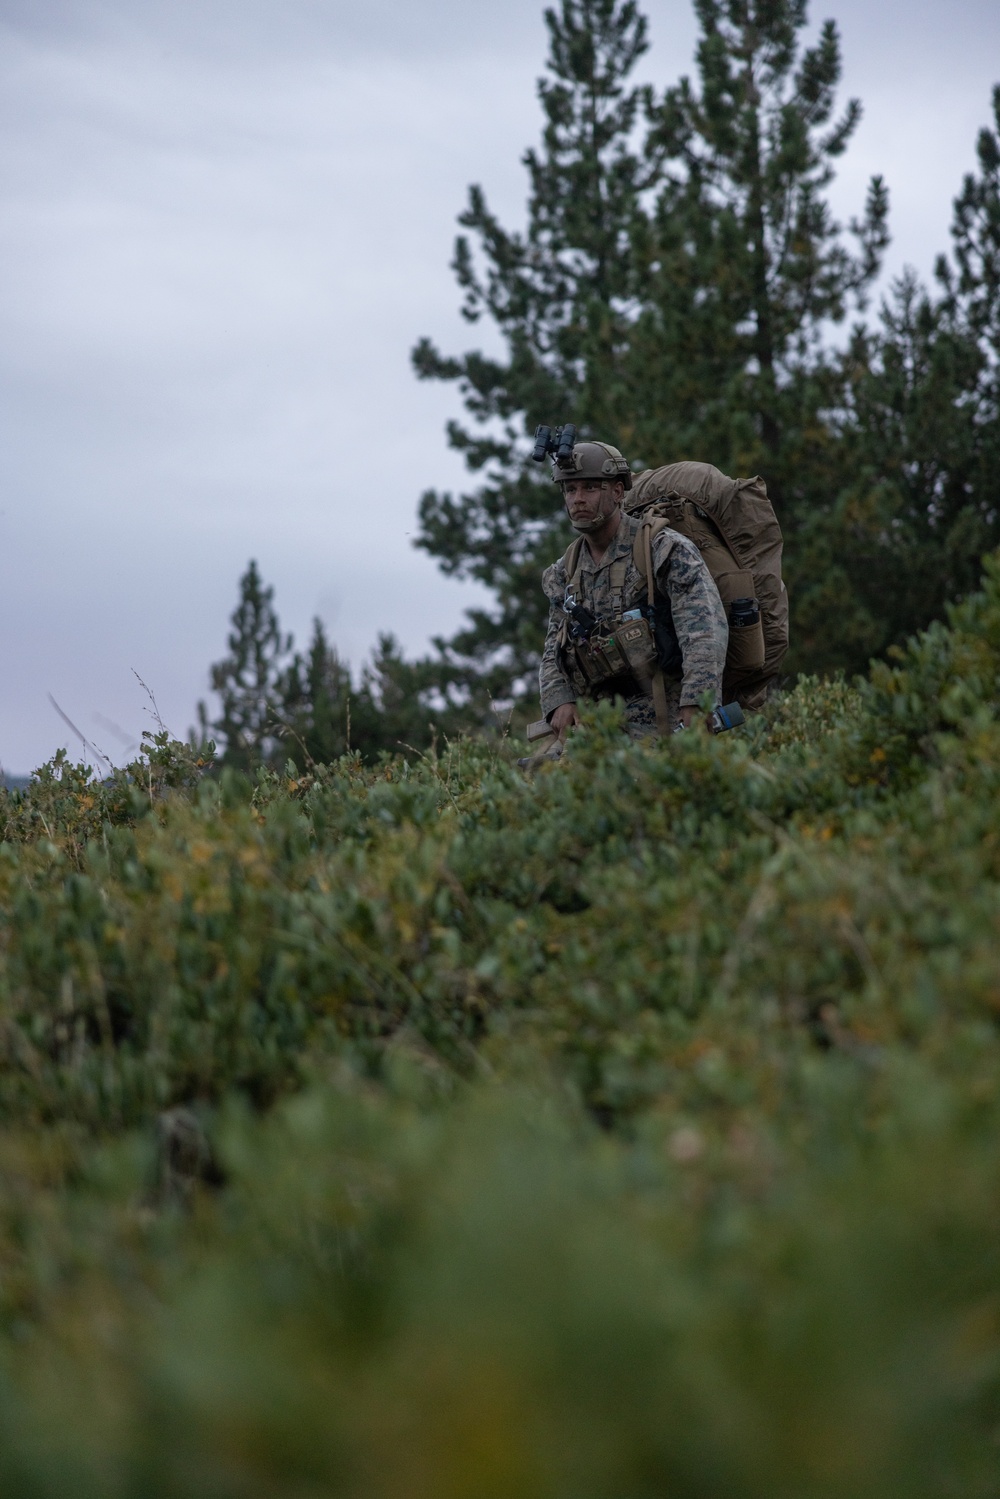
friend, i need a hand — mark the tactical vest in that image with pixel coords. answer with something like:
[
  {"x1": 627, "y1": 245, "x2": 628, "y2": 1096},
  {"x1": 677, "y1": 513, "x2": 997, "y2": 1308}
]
[{"x1": 557, "y1": 520, "x2": 683, "y2": 734}]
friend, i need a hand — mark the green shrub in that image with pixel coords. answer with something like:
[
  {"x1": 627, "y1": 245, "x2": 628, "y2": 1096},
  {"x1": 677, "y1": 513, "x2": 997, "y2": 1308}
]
[{"x1": 1, "y1": 556, "x2": 1000, "y2": 1493}]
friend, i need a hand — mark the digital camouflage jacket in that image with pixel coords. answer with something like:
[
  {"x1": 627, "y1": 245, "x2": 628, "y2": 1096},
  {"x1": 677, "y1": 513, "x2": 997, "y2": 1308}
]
[{"x1": 539, "y1": 512, "x2": 728, "y2": 737}]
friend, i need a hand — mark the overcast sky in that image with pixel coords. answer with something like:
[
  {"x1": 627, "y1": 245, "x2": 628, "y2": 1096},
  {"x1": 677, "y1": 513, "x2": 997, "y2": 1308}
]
[{"x1": 2, "y1": 0, "x2": 998, "y2": 773}]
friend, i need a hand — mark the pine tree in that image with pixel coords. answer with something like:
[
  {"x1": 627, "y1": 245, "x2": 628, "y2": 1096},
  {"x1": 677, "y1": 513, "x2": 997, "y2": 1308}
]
[
  {"x1": 352, "y1": 636, "x2": 465, "y2": 757},
  {"x1": 274, "y1": 625, "x2": 459, "y2": 765},
  {"x1": 412, "y1": 0, "x2": 660, "y2": 703},
  {"x1": 811, "y1": 88, "x2": 1000, "y2": 674},
  {"x1": 935, "y1": 81, "x2": 1000, "y2": 543},
  {"x1": 200, "y1": 561, "x2": 292, "y2": 770},
  {"x1": 202, "y1": 563, "x2": 468, "y2": 771},
  {"x1": 414, "y1": 0, "x2": 888, "y2": 699},
  {"x1": 273, "y1": 618, "x2": 353, "y2": 765},
  {"x1": 632, "y1": 0, "x2": 889, "y2": 495},
  {"x1": 943, "y1": 84, "x2": 1000, "y2": 360}
]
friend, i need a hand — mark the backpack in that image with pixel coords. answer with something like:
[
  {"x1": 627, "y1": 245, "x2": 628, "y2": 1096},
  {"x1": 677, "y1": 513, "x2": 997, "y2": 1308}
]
[{"x1": 624, "y1": 461, "x2": 789, "y2": 711}]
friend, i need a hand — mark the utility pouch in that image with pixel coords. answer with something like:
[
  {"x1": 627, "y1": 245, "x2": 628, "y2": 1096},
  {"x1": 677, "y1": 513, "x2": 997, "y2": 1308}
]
[
  {"x1": 581, "y1": 630, "x2": 629, "y2": 684},
  {"x1": 611, "y1": 614, "x2": 657, "y2": 681},
  {"x1": 717, "y1": 569, "x2": 765, "y2": 671}
]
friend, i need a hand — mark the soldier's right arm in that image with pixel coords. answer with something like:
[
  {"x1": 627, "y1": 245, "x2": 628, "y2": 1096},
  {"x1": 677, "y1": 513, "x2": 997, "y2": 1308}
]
[{"x1": 539, "y1": 561, "x2": 577, "y2": 720}]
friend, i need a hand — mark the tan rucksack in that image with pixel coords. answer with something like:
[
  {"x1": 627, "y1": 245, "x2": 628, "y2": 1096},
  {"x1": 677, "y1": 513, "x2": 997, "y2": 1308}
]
[{"x1": 625, "y1": 460, "x2": 789, "y2": 711}]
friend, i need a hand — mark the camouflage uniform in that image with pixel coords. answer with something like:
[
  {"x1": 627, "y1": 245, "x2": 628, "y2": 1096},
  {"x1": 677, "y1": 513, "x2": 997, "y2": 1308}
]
[{"x1": 539, "y1": 511, "x2": 728, "y2": 737}]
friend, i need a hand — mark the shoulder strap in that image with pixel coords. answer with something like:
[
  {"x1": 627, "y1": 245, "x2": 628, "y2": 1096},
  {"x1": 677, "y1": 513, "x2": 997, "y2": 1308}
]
[
  {"x1": 631, "y1": 517, "x2": 672, "y2": 608},
  {"x1": 562, "y1": 535, "x2": 629, "y2": 606},
  {"x1": 561, "y1": 536, "x2": 586, "y2": 598},
  {"x1": 609, "y1": 559, "x2": 628, "y2": 603},
  {"x1": 631, "y1": 517, "x2": 673, "y2": 736}
]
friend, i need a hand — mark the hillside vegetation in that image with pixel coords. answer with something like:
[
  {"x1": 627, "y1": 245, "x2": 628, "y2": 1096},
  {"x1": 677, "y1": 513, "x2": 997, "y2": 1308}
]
[{"x1": 1, "y1": 558, "x2": 1000, "y2": 1496}]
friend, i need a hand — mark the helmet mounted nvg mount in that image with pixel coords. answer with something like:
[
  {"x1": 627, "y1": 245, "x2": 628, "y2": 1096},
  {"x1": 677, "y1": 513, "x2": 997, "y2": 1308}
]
[
  {"x1": 530, "y1": 424, "x2": 633, "y2": 491},
  {"x1": 531, "y1": 423, "x2": 578, "y2": 470}
]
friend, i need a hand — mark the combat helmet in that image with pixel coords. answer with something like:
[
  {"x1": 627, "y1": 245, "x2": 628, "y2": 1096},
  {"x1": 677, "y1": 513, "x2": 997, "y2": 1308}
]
[
  {"x1": 554, "y1": 440, "x2": 633, "y2": 491},
  {"x1": 530, "y1": 424, "x2": 633, "y2": 491}
]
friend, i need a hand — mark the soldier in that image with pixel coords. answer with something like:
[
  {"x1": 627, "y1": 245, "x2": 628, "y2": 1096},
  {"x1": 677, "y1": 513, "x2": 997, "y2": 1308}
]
[{"x1": 538, "y1": 440, "x2": 728, "y2": 743}]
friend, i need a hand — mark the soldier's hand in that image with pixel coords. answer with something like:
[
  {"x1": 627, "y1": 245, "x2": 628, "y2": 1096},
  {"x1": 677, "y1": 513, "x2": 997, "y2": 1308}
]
[
  {"x1": 678, "y1": 705, "x2": 697, "y2": 730},
  {"x1": 549, "y1": 703, "x2": 581, "y2": 739}
]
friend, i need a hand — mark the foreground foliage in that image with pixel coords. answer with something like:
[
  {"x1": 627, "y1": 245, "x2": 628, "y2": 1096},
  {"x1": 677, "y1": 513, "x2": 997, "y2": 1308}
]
[{"x1": 1, "y1": 557, "x2": 1000, "y2": 1494}]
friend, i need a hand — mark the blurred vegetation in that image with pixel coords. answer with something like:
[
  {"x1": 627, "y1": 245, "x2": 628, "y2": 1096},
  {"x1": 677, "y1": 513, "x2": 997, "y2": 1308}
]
[
  {"x1": 199, "y1": 560, "x2": 486, "y2": 768},
  {"x1": 2, "y1": 554, "x2": 1000, "y2": 1494}
]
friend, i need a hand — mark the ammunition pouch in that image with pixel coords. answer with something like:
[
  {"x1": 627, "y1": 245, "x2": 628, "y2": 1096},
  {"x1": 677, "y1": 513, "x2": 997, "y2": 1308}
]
[{"x1": 560, "y1": 608, "x2": 680, "y2": 700}]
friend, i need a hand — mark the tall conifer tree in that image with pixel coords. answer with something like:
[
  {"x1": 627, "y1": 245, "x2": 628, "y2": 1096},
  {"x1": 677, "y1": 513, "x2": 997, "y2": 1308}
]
[
  {"x1": 412, "y1": 0, "x2": 658, "y2": 702},
  {"x1": 200, "y1": 561, "x2": 292, "y2": 770},
  {"x1": 943, "y1": 85, "x2": 1000, "y2": 360},
  {"x1": 274, "y1": 619, "x2": 354, "y2": 765},
  {"x1": 414, "y1": 0, "x2": 888, "y2": 697},
  {"x1": 202, "y1": 574, "x2": 463, "y2": 769},
  {"x1": 631, "y1": 0, "x2": 888, "y2": 498},
  {"x1": 812, "y1": 87, "x2": 1000, "y2": 674}
]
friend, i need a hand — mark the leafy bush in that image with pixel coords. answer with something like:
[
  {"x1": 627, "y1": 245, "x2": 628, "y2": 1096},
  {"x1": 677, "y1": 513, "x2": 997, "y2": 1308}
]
[{"x1": 1, "y1": 557, "x2": 1000, "y2": 1494}]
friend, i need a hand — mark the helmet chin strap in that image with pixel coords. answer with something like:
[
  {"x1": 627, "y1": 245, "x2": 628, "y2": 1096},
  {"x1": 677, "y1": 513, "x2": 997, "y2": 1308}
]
[{"x1": 568, "y1": 486, "x2": 617, "y2": 534}]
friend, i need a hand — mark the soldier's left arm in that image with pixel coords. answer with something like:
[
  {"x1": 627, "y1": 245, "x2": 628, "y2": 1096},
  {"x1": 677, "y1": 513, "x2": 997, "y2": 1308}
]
[{"x1": 653, "y1": 532, "x2": 729, "y2": 707}]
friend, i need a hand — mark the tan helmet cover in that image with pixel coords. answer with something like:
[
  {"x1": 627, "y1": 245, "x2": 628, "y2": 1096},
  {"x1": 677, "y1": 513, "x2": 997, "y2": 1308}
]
[{"x1": 553, "y1": 441, "x2": 633, "y2": 491}]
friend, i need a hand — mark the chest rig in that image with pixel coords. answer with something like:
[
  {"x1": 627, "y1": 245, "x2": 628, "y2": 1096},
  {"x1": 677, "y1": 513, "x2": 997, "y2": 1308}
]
[{"x1": 557, "y1": 520, "x2": 682, "y2": 733}]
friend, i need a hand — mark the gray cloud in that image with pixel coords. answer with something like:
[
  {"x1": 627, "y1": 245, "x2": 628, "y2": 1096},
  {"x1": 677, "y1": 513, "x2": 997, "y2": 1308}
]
[
  {"x1": 0, "y1": 0, "x2": 553, "y2": 61},
  {"x1": 1, "y1": 0, "x2": 997, "y2": 770}
]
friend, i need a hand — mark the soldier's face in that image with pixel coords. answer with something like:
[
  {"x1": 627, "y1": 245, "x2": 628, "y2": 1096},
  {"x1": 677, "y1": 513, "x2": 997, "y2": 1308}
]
[{"x1": 563, "y1": 479, "x2": 621, "y2": 533}]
